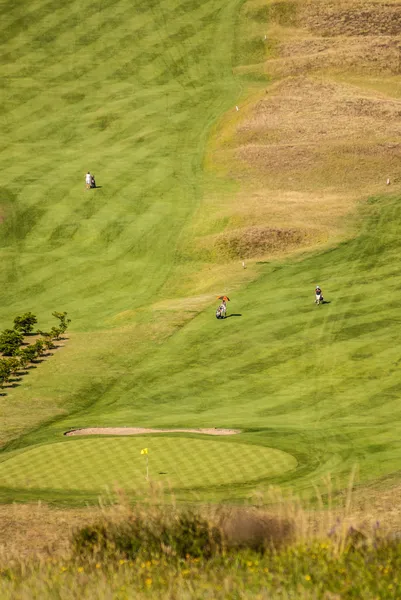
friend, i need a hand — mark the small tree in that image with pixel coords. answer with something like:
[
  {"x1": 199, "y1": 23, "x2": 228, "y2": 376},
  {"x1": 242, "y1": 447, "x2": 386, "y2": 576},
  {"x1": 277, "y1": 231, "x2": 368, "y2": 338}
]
[
  {"x1": 13, "y1": 312, "x2": 38, "y2": 334},
  {"x1": 17, "y1": 349, "x2": 29, "y2": 369},
  {"x1": 38, "y1": 331, "x2": 56, "y2": 351},
  {"x1": 50, "y1": 326, "x2": 62, "y2": 341},
  {"x1": 19, "y1": 345, "x2": 38, "y2": 366},
  {"x1": 33, "y1": 339, "x2": 45, "y2": 357},
  {"x1": 52, "y1": 311, "x2": 71, "y2": 335},
  {"x1": 4, "y1": 357, "x2": 21, "y2": 376},
  {"x1": 0, "y1": 329, "x2": 24, "y2": 356},
  {"x1": 0, "y1": 359, "x2": 13, "y2": 388}
]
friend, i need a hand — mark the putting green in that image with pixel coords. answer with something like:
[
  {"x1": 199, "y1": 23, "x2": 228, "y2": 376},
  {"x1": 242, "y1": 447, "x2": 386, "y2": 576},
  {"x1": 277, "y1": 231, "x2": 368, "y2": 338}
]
[{"x1": 0, "y1": 438, "x2": 296, "y2": 492}]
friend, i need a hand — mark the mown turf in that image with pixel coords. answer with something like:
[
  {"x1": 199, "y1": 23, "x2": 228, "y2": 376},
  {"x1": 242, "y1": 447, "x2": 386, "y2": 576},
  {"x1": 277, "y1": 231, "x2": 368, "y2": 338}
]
[
  {"x1": 0, "y1": 437, "x2": 296, "y2": 494},
  {"x1": 0, "y1": 0, "x2": 242, "y2": 329},
  {"x1": 1, "y1": 0, "x2": 401, "y2": 505},
  {"x1": 2, "y1": 195, "x2": 401, "y2": 503}
]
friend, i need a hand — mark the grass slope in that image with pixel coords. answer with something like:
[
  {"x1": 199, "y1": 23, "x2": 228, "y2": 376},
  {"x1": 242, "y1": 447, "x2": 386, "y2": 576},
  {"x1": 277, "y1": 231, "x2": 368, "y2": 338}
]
[
  {"x1": 0, "y1": 0, "x2": 246, "y2": 443},
  {"x1": 0, "y1": 0, "x2": 244, "y2": 329},
  {"x1": 1, "y1": 0, "x2": 401, "y2": 505},
  {"x1": 2, "y1": 196, "x2": 401, "y2": 503}
]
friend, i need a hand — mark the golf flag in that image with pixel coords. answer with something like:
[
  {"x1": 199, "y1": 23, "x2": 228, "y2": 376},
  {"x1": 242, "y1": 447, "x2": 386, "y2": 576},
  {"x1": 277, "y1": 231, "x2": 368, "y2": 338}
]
[{"x1": 141, "y1": 448, "x2": 148, "y2": 455}]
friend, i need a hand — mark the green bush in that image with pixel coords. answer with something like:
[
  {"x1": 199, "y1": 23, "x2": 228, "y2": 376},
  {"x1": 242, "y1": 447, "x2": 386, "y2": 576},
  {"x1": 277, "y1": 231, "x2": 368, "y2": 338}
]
[
  {"x1": 18, "y1": 345, "x2": 38, "y2": 366},
  {"x1": 38, "y1": 331, "x2": 56, "y2": 350},
  {"x1": 0, "y1": 360, "x2": 12, "y2": 388},
  {"x1": 72, "y1": 512, "x2": 223, "y2": 561},
  {"x1": 0, "y1": 329, "x2": 24, "y2": 356},
  {"x1": 168, "y1": 513, "x2": 222, "y2": 559},
  {"x1": 13, "y1": 312, "x2": 38, "y2": 334},
  {"x1": 32, "y1": 339, "x2": 45, "y2": 357},
  {"x1": 50, "y1": 326, "x2": 62, "y2": 340},
  {"x1": 52, "y1": 311, "x2": 71, "y2": 335}
]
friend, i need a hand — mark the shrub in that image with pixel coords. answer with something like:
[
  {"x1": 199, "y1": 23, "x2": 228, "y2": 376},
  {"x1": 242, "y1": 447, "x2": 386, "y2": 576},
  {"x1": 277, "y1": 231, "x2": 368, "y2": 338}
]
[
  {"x1": 168, "y1": 513, "x2": 222, "y2": 559},
  {"x1": 4, "y1": 357, "x2": 21, "y2": 376},
  {"x1": 38, "y1": 331, "x2": 56, "y2": 350},
  {"x1": 32, "y1": 339, "x2": 45, "y2": 357},
  {"x1": 0, "y1": 329, "x2": 24, "y2": 356},
  {"x1": 72, "y1": 511, "x2": 223, "y2": 561},
  {"x1": 72, "y1": 521, "x2": 143, "y2": 560},
  {"x1": 50, "y1": 326, "x2": 62, "y2": 341},
  {"x1": 13, "y1": 312, "x2": 38, "y2": 334},
  {"x1": 19, "y1": 345, "x2": 38, "y2": 365},
  {"x1": 52, "y1": 311, "x2": 71, "y2": 335},
  {"x1": 0, "y1": 359, "x2": 12, "y2": 387}
]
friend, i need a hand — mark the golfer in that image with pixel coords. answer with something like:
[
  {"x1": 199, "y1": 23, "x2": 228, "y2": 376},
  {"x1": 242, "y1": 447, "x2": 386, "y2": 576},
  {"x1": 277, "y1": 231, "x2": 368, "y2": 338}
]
[{"x1": 85, "y1": 172, "x2": 91, "y2": 189}]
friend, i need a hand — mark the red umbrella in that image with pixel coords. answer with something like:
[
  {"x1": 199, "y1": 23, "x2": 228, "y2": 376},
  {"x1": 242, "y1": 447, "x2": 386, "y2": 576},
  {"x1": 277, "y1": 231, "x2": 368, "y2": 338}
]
[{"x1": 217, "y1": 295, "x2": 230, "y2": 301}]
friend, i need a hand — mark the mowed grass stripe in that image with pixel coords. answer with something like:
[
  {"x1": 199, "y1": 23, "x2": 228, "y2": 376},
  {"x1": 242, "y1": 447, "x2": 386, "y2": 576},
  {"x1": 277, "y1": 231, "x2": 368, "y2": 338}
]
[
  {"x1": 33, "y1": 198, "x2": 400, "y2": 494},
  {"x1": 0, "y1": 0, "x2": 241, "y2": 328},
  {"x1": 2, "y1": 0, "x2": 216, "y2": 85},
  {"x1": 0, "y1": 438, "x2": 296, "y2": 492}
]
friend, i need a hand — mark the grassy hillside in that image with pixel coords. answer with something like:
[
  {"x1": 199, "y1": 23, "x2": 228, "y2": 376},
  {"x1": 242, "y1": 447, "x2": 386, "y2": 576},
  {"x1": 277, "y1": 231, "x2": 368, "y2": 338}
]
[
  {"x1": 2, "y1": 0, "x2": 401, "y2": 507},
  {"x1": 3, "y1": 195, "x2": 401, "y2": 504},
  {"x1": 0, "y1": 0, "x2": 247, "y2": 446}
]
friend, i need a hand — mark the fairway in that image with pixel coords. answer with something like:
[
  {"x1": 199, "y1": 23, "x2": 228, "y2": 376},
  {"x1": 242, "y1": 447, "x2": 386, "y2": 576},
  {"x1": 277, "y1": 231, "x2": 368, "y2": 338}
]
[
  {"x1": 2, "y1": 0, "x2": 401, "y2": 506},
  {"x1": 0, "y1": 438, "x2": 296, "y2": 492}
]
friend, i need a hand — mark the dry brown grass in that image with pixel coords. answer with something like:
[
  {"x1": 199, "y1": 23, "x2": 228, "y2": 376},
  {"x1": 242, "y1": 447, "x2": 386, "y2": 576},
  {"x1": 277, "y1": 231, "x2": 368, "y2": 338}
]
[
  {"x1": 1, "y1": 477, "x2": 400, "y2": 563},
  {"x1": 200, "y1": 224, "x2": 315, "y2": 259},
  {"x1": 302, "y1": 0, "x2": 401, "y2": 38},
  {"x1": 235, "y1": 77, "x2": 401, "y2": 193},
  {"x1": 197, "y1": 0, "x2": 401, "y2": 263},
  {"x1": 0, "y1": 504, "x2": 102, "y2": 562}
]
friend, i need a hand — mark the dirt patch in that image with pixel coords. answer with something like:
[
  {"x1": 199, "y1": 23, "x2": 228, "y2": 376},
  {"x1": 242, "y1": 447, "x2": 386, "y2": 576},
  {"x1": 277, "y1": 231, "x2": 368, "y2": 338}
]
[{"x1": 65, "y1": 427, "x2": 241, "y2": 436}]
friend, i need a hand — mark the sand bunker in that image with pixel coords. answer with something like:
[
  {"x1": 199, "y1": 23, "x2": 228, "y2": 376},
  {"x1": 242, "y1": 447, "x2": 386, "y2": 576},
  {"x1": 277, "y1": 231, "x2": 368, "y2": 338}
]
[{"x1": 65, "y1": 427, "x2": 241, "y2": 437}]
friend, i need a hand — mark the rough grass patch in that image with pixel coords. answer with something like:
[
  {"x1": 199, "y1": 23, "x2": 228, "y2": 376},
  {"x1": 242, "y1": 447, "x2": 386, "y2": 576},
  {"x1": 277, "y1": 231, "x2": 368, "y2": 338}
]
[
  {"x1": 302, "y1": 0, "x2": 401, "y2": 37},
  {"x1": 208, "y1": 226, "x2": 310, "y2": 259}
]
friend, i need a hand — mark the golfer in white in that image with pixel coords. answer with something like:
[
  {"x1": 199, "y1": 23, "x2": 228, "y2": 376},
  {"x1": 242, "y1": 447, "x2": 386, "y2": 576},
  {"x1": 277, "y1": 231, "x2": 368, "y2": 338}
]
[{"x1": 85, "y1": 172, "x2": 91, "y2": 189}]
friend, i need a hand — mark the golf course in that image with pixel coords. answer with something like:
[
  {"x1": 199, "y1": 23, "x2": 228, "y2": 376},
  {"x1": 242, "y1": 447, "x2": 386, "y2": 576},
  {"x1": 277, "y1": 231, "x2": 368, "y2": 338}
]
[{"x1": 2, "y1": 0, "x2": 401, "y2": 511}]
